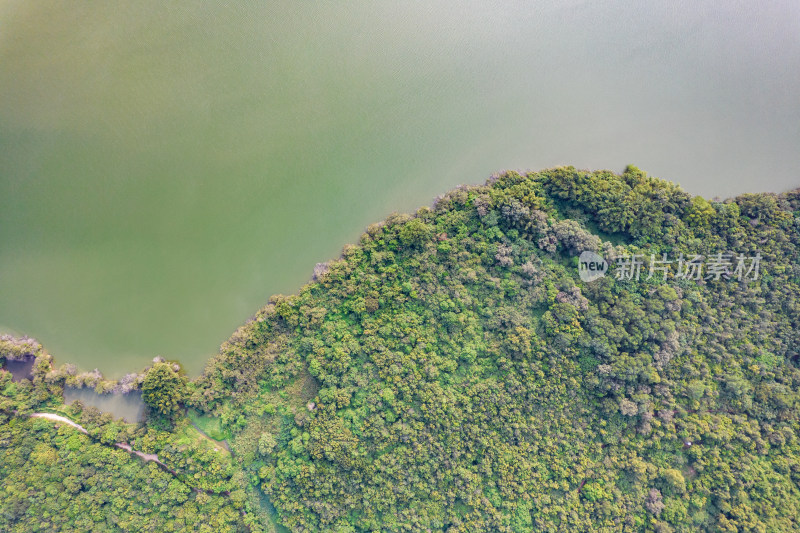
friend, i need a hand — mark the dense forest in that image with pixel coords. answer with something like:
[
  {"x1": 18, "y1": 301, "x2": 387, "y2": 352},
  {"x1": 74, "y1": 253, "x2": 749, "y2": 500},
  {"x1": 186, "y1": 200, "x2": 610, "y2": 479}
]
[{"x1": 2, "y1": 166, "x2": 800, "y2": 532}]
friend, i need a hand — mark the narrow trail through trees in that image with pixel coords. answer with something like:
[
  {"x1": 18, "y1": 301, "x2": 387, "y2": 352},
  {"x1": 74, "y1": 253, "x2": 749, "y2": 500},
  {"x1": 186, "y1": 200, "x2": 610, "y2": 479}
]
[{"x1": 27, "y1": 412, "x2": 229, "y2": 496}]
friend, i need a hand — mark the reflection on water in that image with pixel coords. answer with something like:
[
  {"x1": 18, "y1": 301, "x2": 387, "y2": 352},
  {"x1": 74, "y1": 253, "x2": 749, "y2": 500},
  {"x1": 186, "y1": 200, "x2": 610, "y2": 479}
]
[
  {"x1": 63, "y1": 387, "x2": 145, "y2": 423},
  {"x1": 2, "y1": 357, "x2": 34, "y2": 382}
]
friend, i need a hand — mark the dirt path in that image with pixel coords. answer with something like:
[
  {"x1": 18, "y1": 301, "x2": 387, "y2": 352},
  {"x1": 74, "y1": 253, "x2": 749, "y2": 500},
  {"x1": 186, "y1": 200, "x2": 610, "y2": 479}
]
[
  {"x1": 30, "y1": 412, "x2": 88, "y2": 433},
  {"x1": 114, "y1": 442, "x2": 166, "y2": 466},
  {"x1": 30, "y1": 412, "x2": 164, "y2": 466},
  {"x1": 27, "y1": 410, "x2": 231, "y2": 496}
]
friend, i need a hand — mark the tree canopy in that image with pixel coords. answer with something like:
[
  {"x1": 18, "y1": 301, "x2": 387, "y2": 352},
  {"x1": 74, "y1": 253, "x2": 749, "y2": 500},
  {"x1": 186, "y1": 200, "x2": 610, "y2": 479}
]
[
  {"x1": 142, "y1": 362, "x2": 187, "y2": 418},
  {"x1": 2, "y1": 166, "x2": 800, "y2": 532}
]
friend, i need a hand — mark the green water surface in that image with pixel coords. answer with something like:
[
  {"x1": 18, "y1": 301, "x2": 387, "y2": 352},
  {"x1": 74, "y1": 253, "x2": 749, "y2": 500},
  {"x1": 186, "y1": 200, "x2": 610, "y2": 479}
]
[{"x1": 1, "y1": 1, "x2": 798, "y2": 376}]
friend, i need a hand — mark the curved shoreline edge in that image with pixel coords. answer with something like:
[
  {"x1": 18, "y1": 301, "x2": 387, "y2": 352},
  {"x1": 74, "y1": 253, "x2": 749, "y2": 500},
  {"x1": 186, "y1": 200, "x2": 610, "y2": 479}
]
[{"x1": 2, "y1": 167, "x2": 798, "y2": 387}]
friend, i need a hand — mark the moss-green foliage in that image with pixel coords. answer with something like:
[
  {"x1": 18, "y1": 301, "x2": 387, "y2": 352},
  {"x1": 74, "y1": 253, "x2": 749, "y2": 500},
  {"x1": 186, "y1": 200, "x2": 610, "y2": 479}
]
[
  {"x1": 188, "y1": 409, "x2": 230, "y2": 442},
  {"x1": 0, "y1": 412, "x2": 241, "y2": 532},
  {"x1": 3, "y1": 167, "x2": 800, "y2": 532},
  {"x1": 184, "y1": 167, "x2": 800, "y2": 531},
  {"x1": 142, "y1": 362, "x2": 187, "y2": 418},
  {"x1": 0, "y1": 364, "x2": 243, "y2": 531}
]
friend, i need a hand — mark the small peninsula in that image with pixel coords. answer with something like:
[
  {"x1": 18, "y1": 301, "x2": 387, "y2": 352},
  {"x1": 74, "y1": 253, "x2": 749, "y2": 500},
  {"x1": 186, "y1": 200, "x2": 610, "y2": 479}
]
[{"x1": 2, "y1": 166, "x2": 800, "y2": 532}]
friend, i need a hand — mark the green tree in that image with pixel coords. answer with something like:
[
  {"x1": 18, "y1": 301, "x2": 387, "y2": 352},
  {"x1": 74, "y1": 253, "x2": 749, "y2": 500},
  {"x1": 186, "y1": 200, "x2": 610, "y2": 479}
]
[
  {"x1": 398, "y1": 218, "x2": 432, "y2": 248},
  {"x1": 141, "y1": 362, "x2": 187, "y2": 417},
  {"x1": 685, "y1": 196, "x2": 716, "y2": 226}
]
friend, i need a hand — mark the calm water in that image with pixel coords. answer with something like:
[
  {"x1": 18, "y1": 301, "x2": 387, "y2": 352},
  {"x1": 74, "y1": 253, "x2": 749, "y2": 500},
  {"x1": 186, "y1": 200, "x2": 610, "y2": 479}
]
[
  {"x1": 63, "y1": 387, "x2": 145, "y2": 423},
  {"x1": 1, "y1": 2, "x2": 798, "y2": 377},
  {"x1": 3, "y1": 357, "x2": 34, "y2": 382}
]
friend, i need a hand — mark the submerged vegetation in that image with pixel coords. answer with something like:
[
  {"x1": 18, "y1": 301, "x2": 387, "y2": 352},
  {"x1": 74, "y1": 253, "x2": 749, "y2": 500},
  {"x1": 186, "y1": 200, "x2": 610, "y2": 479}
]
[{"x1": 2, "y1": 166, "x2": 800, "y2": 531}]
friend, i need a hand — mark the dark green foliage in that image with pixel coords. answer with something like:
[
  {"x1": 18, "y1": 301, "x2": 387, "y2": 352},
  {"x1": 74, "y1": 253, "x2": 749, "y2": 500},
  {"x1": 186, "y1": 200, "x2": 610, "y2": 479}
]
[
  {"x1": 3, "y1": 166, "x2": 800, "y2": 532},
  {"x1": 185, "y1": 167, "x2": 800, "y2": 531},
  {"x1": 0, "y1": 413, "x2": 241, "y2": 532},
  {"x1": 142, "y1": 362, "x2": 187, "y2": 418}
]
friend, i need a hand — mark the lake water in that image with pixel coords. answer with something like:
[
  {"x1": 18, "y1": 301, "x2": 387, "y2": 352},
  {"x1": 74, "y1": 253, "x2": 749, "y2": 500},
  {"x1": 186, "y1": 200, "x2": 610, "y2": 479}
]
[
  {"x1": 3, "y1": 356, "x2": 34, "y2": 382},
  {"x1": 1, "y1": 2, "x2": 798, "y2": 377},
  {"x1": 63, "y1": 387, "x2": 145, "y2": 423}
]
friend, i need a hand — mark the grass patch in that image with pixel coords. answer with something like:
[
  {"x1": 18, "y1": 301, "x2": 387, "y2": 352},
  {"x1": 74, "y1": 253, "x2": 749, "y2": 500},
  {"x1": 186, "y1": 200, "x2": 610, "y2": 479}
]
[{"x1": 187, "y1": 409, "x2": 230, "y2": 441}]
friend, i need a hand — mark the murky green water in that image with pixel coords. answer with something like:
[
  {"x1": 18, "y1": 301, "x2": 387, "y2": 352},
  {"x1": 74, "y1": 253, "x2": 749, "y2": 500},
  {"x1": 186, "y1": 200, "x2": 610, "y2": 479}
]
[
  {"x1": 1, "y1": 2, "x2": 798, "y2": 377},
  {"x1": 2, "y1": 356, "x2": 34, "y2": 382},
  {"x1": 63, "y1": 387, "x2": 145, "y2": 423}
]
